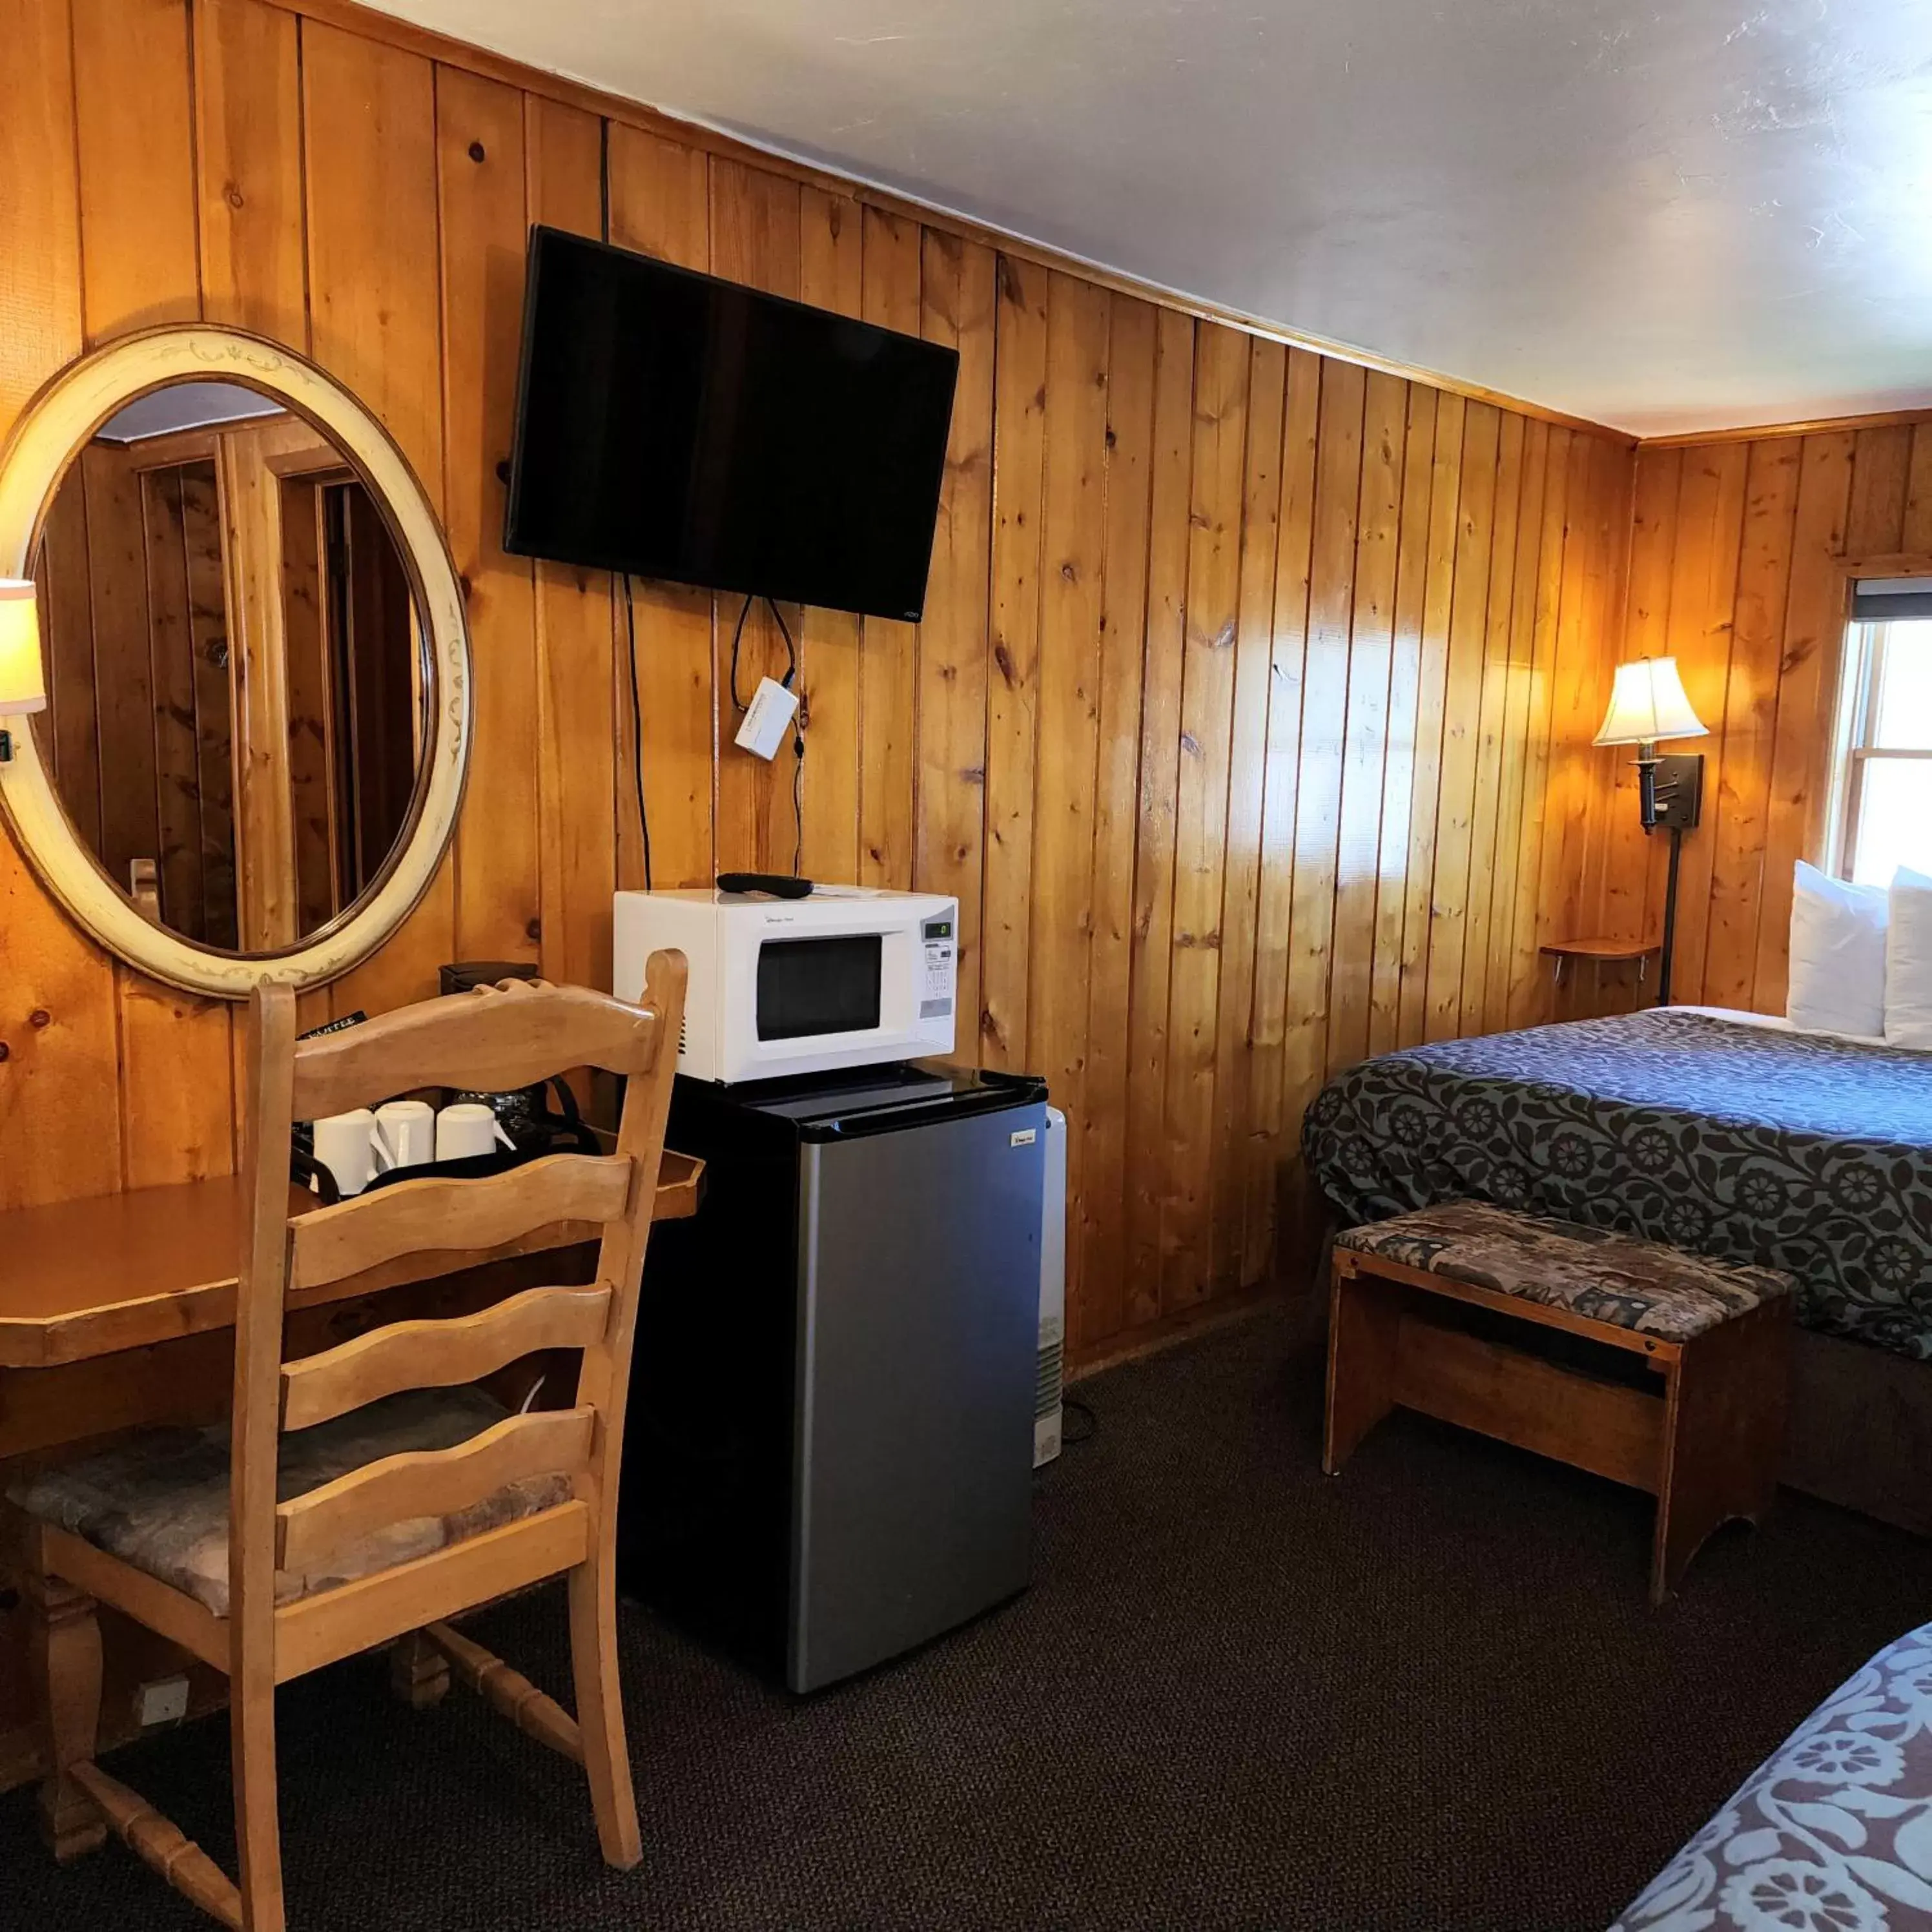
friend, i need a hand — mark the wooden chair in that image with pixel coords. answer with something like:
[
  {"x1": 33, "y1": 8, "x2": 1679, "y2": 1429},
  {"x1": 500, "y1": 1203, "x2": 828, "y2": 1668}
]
[{"x1": 10, "y1": 956, "x2": 687, "y2": 1931}]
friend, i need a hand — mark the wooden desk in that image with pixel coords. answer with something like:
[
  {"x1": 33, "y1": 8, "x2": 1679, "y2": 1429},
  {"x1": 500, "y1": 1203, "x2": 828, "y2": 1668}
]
[{"x1": 0, "y1": 1152, "x2": 703, "y2": 1370}]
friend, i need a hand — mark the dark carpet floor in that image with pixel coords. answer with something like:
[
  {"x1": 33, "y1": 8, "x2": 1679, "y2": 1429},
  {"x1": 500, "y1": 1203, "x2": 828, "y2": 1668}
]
[{"x1": 8, "y1": 1305, "x2": 1932, "y2": 1931}]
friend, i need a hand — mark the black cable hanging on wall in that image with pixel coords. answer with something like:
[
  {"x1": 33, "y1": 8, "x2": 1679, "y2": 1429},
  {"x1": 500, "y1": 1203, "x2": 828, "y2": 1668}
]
[
  {"x1": 728, "y1": 592, "x2": 807, "y2": 878},
  {"x1": 623, "y1": 573, "x2": 653, "y2": 892}
]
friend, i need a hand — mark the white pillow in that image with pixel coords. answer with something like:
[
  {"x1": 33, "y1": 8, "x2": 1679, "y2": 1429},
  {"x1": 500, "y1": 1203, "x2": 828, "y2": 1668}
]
[
  {"x1": 1886, "y1": 867, "x2": 1932, "y2": 1047},
  {"x1": 1787, "y1": 861, "x2": 1887, "y2": 1038}
]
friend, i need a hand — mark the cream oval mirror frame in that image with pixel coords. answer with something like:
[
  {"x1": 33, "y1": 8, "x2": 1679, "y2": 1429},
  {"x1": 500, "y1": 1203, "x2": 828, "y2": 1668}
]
[{"x1": 0, "y1": 326, "x2": 471, "y2": 998}]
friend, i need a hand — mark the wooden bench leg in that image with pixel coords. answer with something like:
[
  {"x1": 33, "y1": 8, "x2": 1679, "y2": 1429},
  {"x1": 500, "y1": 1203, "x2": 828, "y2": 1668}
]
[
  {"x1": 23, "y1": 1555, "x2": 107, "y2": 1863},
  {"x1": 1324, "y1": 1259, "x2": 1404, "y2": 1475},
  {"x1": 1652, "y1": 1299, "x2": 1794, "y2": 1605}
]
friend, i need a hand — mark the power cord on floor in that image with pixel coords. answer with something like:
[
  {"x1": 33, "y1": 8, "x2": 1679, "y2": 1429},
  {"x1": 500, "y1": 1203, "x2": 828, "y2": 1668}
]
[{"x1": 1062, "y1": 1396, "x2": 1097, "y2": 1446}]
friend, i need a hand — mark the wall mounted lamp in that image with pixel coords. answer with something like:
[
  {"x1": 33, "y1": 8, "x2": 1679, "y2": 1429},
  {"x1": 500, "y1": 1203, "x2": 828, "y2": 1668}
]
[
  {"x1": 0, "y1": 579, "x2": 46, "y2": 765},
  {"x1": 1593, "y1": 655, "x2": 1708, "y2": 1005}
]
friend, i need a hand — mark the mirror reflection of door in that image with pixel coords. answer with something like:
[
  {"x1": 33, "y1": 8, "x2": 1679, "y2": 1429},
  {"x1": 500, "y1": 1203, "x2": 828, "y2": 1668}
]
[
  {"x1": 30, "y1": 380, "x2": 424, "y2": 952},
  {"x1": 284, "y1": 471, "x2": 420, "y2": 940}
]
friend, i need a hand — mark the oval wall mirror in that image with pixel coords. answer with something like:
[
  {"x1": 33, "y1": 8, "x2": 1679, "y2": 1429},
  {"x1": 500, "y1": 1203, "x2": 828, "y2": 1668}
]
[{"x1": 0, "y1": 328, "x2": 470, "y2": 996}]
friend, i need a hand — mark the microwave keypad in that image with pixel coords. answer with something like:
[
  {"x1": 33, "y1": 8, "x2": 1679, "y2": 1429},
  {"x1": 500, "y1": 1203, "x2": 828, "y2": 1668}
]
[{"x1": 921, "y1": 921, "x2": 955, "y2": 1018}]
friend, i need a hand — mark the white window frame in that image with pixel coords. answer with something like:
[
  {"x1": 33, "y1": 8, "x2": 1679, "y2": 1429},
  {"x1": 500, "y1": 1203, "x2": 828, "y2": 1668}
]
[{"x1": 1829, "y1": 618, "x2": 1932, "y2": 882}]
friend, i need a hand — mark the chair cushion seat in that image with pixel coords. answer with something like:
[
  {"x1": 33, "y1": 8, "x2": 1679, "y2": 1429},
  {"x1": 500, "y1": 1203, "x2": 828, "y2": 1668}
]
[
  {"x1": 1336, "y1": 1200, "x2": 1797, "y2": 1344},
  {"x1": 5, "y1": 1386, "x2": 573, "y2": 1618}
]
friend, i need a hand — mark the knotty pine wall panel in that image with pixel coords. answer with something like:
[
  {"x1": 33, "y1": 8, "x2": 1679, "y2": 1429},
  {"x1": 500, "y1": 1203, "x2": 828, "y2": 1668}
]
[
  {"x1": 0, "y1": 0, "x2": 1634, "y2": 1360},
  {"x1": 1584, "y1": 419, "x2": 1932, "y2": 1018}
]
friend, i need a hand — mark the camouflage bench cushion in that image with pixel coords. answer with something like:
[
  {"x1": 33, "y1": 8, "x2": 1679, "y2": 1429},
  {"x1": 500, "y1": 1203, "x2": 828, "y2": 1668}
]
[
  {"x1": 1610, "y1": 1618, "x2": 1932, "y2": 1931},
  {"x1": 5, "y1": 1386, "x2": 572, "y2": 1618},
  {"x1": 1337, "y1": 1201, "x2": 1797, "y2": 1344}
]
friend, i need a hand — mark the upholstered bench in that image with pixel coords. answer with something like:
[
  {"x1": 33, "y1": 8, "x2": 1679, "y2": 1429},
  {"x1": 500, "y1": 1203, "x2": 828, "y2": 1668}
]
[
  {"x1": 1610, "y1": 1617, "x2": 1932, "y2": 1930},
  {"x1": 1325, "y1": 1201, "x2": 1796, "y2": 1603}
]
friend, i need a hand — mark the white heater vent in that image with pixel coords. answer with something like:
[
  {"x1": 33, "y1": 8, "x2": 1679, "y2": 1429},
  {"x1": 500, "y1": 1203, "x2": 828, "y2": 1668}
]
[
  {"x1": 1035, "y1": 1331, "x2": 1064, "y2": 1416},
  {"x1": 1034, "y1": 1324, "x2": 1064, "y2": 1468},
  {"x1": 1034, "y1": 1107, "x2": 1067, "y2": 1468}
]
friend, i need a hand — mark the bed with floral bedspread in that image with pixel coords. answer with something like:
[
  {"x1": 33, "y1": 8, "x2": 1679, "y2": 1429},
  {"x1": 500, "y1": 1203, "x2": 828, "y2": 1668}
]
[
  {"x1": 1610, "y1": 1618, "x2": 1932, "y2": 1931},
  {"x1": 1301, "y1": 1011, "x2": 1932, "y2": 1361}
]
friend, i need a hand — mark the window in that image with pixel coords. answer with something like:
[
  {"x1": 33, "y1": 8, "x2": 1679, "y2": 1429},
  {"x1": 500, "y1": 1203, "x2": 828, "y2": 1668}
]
[{"x1": 1834, "y1": 615, "x2": 1932, "y2": 885}]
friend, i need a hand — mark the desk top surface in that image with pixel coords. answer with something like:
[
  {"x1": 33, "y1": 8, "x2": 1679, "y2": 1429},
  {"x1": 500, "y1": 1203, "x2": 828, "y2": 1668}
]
[{"x1": 0, "y1": 1152, "x2": 703, "y2": 1370}]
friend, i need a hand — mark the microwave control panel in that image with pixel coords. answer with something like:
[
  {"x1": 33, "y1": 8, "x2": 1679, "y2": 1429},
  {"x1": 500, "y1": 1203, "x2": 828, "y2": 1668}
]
[{"x1": 921, "y1": 916, "x2": 956, "y2": 1020}]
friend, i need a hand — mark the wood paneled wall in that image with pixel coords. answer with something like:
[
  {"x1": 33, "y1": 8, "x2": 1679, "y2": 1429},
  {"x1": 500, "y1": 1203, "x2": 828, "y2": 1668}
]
[
  {"x1": 0, "y1": 0, "x2": 1636, "y2": 1359},
  {"x1": 1585, "y1": 420, "x2": 1932, "y2": 1016}
]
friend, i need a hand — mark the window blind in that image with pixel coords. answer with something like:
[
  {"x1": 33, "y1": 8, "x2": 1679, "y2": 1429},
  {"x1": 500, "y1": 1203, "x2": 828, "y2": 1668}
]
[{"x1": 1853, "y1": 577, "x2": 1932, "y2": 622}]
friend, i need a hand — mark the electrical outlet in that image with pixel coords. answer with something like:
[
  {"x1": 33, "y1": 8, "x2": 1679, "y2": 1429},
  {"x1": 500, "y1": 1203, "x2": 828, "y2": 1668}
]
[{"x1": 137, "y1": 1674, "x2": 190, "y2": 1728}]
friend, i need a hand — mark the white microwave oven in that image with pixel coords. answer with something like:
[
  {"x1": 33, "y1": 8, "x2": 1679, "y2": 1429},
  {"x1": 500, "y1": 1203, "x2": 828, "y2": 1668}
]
[{"x1": 613, "y1": 887, "x2": 959, "y2": 1084}]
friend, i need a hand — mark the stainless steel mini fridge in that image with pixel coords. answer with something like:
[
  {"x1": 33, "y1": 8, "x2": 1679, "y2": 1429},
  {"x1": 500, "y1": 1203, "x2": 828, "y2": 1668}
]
[{"x1": 617, "y1": 1064, "x2": 1047, "y2": 1692}]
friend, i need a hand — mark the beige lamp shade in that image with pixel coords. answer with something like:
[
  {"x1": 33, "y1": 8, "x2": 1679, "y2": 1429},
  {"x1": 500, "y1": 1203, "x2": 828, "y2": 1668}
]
[
  {"x1": 1593, "y1": 655, "x2": 1706, "y2": 746},
  {"x1": 0, "y1": 579, "x2": 46, "y2": 716}
]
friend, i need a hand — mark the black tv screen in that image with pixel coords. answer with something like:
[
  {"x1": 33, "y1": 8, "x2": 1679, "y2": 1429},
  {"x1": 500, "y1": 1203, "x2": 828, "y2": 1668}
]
[{"x1": 504, "y1": 226, "x2": 959, "y2": 622}]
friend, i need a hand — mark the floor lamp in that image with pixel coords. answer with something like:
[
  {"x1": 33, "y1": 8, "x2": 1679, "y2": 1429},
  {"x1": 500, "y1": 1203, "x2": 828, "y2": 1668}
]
[{"x1": 1592, "y1": 657, "x2": 1709, "y2": 1006}]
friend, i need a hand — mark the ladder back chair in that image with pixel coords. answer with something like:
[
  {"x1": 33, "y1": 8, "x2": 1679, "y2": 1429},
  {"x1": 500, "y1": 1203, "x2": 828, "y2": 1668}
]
[{"x1": 10, "y1": 954, "x2": 688, "y2": 1932}]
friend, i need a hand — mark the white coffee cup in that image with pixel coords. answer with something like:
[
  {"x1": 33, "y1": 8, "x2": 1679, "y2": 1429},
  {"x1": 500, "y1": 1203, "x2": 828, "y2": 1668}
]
[
  {"x1": 312, "y1": 1109, "x2": 380, "y2": 1197},
  {"x1": 374, "y1": 1099, "x2": 436, "y2": 1173},
  {"x1": 435, "y1": 1102, "x2": 516, "y2": 1163}
]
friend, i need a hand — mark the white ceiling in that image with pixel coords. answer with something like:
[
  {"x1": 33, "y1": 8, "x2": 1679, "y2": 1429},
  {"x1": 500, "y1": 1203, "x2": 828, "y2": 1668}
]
[
  {"x1": 94, "y1": 382, "x2": 283, "y2": 444},
  {"x1": 373, "y1": 0, "x2": 1932, "y2": 435}
]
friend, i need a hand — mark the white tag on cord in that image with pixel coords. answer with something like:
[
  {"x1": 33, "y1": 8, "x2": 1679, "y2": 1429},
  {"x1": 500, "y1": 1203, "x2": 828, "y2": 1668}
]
[{"x1": 734, "y1": 677, "x2": 800, "y2": 761}]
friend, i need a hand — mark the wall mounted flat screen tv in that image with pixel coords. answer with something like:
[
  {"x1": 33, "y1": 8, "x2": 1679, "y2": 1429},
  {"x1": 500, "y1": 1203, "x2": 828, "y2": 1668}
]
[{"x1": 504, "y1": 226, "x2": 959, "y2": 622}]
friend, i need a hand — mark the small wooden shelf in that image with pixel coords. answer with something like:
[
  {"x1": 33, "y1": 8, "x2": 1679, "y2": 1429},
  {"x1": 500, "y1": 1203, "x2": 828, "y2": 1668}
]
[
  {"x1": 1539, "y1": 937, "x2": 1661, "y2": 961},
  {"x1": 1539, "y1": 938, "x2": 1661, "y2": 989}
]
